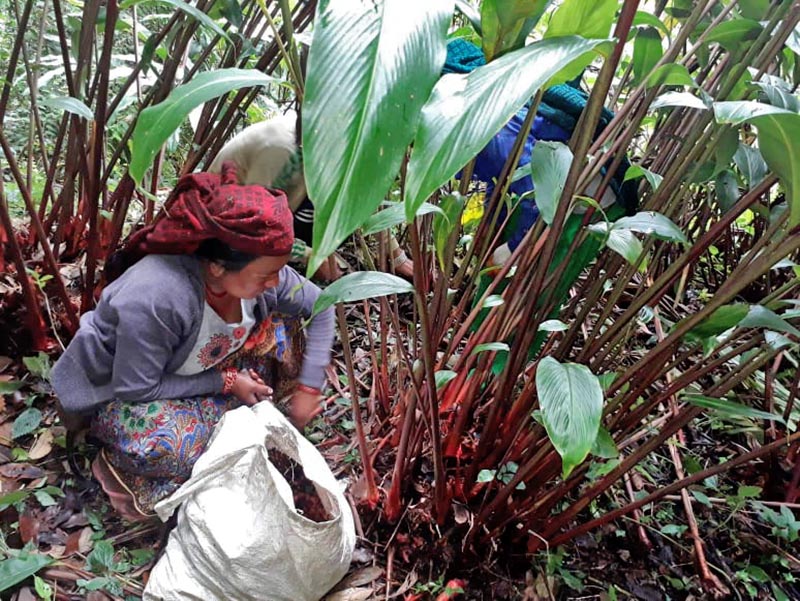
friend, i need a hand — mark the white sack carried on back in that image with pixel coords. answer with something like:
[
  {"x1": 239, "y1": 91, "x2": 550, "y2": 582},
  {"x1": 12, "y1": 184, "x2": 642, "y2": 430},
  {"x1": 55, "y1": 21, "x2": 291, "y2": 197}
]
[{"x1": 143, "y1": 402, "x2": 356, "y2": 601}]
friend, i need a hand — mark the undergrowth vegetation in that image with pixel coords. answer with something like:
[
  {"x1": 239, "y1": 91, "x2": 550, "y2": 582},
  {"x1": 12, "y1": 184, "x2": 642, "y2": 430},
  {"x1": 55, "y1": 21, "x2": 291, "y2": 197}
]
[{"x1": 1, "y1": 0, "x2": 800, "y2": 598}]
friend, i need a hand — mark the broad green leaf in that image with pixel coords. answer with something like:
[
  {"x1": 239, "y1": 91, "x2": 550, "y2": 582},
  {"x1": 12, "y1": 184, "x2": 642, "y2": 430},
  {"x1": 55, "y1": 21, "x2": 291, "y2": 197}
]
[
  {"x1": 455, "y1": 0, "x2": 482, "y2": 34},
  {"x1": 754, "y1": 81, "x2": 800, "y2": 112},
  {"x1": 650, "y1": 91, "x2": 708, "y2": 112},
  {"x1": 713, "y1": 100, "x2": 795, "y2": 125},
  {"x1": 632, "y1": 27, "x2": 662, "y2": 85},
  {"x1": 660, "y1": 524, "x2": 688, "y2": 536},
  {"x1": 121, "y1": 0, "x2": 231, "y2": 42},
  {"x1": 632, "y1": 11, "x2": 670, "y2": 38},
  {"x1": 542, "y1": 0, "x2": 616, "y2": 85},
  {"x1": 714, "y1": 169, "x2": 740, "y2": 212},
  {"x1": 715, "y1": 126, "x2": 740, "y2": 175},
  {"x1": 480, "y1": 294, "x2": 504, "y2": 309},
  {"x1": 0, "y1": 490, "x2": 31, "y2": 511},
  {"x1": 480, "y1": 0, "x2": 551, "y2": 61},
  {"x1": 667, "y1": 2, "x2": 696, "y2": 24},
  {"x1": 77, "y1": 577, "x2": 123, "y2": 596},
  {"x1": 740, "y1": 305, "x2": 800, "y2": 337},
  {"x1": 303, "y1": 0, "x2": 451, "y2": 276},
  {"x1": 612, "y1": 211, "x2": 688, "y2": 244},
  {"x1": 787, "y1": 21, "x2": 800, "y2": 55},
  {"x1": 12, "y1": 407, "x2": 42, "y2": 439},
  {"x1": 646, "y1": 63, "x2": 694, "y2": 88},
  {"x1": 691, "y1": 489, "x2": 712, "y2": 507},
  {"x1": 714, "y1": 101, "x2": 800, "y2": 226},
  {"x1": 214, "y1": 0, "x2": 243, "y2": 28},
  {"x1": 0, "y1": 554, "x2": 53, "y2": 592},
  {"x1": 704, "y1": 18, "x2": 762, "y2": 51},
  {"x1": 405, "y1": 35, "x2": 608, "y2": 218},
  {"x1": 536, "y1": 356, "x2": 603, "y2": 478},
  {"x1": 546, "y1": 41, "x2": 614, "y2": 90},
  {"x1": 0, "y1": 381, "x2": 24, "y2": 394},
  {"x1": 471, "y1": 342, "x2": 510, "y2": 355},
  {"x1": 530, "y1": 141, "x2": 573, "y2": 225},
  {"x1": 544, "y1": 0, "x2": 617, "y2": 40},
  {"x1": 597, "y1": 373, "x2": 617, "y2": 392},
  {"x1": 476, "y1": 469, "x2": 496, "y2": 482},
  {"x1": 34, "y1": 490, "x2": 57, "y2": 507},
  {"x1": 623, "y1": 164, "x2": 663, "y2": 191},
  {"x1": 738, "y1": 0, "x2": 770, "y2": 20},
  {"x1": 605, "y1": 228, "x2": 644, "y2": 266},
  {"x1": 34, "y1": 575, "x2": 52, "y2": 601},
  {"x1": 588, "y1": 222, "x2": 645, "y2": 267},
  {"x1": 312, "y1": 271, "x2": 414, "y2": 315},
  {"x1": 757, "y1": 72, "x2": 794, "y2": 93},
  {"x1": 684, "y1": 303, "x2": 749, "y2": 341},
  {"x1": 538, "y1": 319, "x2": 568, "y2": 332},
  {"x1": 737, "y1": 484, "x2": 762, "y2": 498},
  {"x1": 86, "y1": 540, "x2": 115, "y2": 574},
  {"x1": 23, "y1": 353, "x2": 51, "y2": 381},
  {"x1": 772, "y1": 584, "x2": 791, "y2": 601},
  {"x1": 128, "y1": 548, "x2": 155, "y2": 566},
  {"x1": 40, "y1": 96, "x2": 93, "y2": 120},
  {"x1": 361, "y1": 202, "x2": 443, "y2": 236},
  {"x1": 433, "y1": 193, "x2": 465, "y2": 271},
  {"x1": 590, "y1": 426, "x2": 618, "y2": 459},
  {"x1": 434, "y1": 370, "x2": 458, "y2": 390},
  {"x1": 130, "y1": 69, "x2": 278, "y2": 184},
  {"x1": 683, "y1": 394, "x2": 786, "y2": 424}
]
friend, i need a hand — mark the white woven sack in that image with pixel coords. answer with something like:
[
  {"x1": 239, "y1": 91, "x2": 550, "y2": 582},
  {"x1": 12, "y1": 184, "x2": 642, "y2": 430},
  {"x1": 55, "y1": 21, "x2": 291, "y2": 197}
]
[{"x1": 143, "y1": 402, "x2": 355, "y2": 601}]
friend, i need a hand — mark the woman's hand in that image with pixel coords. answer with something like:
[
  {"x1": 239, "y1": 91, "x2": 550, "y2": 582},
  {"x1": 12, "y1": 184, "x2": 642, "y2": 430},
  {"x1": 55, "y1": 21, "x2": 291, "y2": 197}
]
[
  {"x1": 289, "y1": 387, "x2": 322, "y2": 428},
  {"x1": 231, "y1": 370, "x2": 272, "y2": 406}
]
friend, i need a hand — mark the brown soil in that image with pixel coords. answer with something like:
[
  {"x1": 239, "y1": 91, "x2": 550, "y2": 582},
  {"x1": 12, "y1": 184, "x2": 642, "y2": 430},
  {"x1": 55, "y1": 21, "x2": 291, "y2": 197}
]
[{"x1": 269, "y1": 448, "x2": 332, "y2": 522}]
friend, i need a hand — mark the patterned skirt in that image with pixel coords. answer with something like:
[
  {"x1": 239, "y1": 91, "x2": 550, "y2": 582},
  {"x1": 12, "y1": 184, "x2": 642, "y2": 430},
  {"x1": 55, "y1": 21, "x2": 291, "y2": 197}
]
[{"x1": 90, "y1": 314, "x2": 303, "y2": 521}]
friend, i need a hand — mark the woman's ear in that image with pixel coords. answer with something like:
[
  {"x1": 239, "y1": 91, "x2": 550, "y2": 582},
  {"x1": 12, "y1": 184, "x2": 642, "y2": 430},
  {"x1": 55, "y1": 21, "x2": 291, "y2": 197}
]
[{"x1": 207, "y1": 262, "x2": 226, "y2": 278}]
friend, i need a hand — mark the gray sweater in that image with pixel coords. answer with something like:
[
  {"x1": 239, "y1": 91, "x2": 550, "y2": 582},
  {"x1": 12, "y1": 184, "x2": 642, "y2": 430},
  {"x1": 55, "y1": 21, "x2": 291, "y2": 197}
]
[{"x1": 52, "y1": 254, "x2": 334, "y2": 414}]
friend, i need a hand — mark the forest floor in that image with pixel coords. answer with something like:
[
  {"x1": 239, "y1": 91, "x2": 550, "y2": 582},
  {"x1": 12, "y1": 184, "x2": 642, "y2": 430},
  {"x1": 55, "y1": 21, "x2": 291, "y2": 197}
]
[{"x1": 1, "y1": 343, "x2": 799, "y2": 601}]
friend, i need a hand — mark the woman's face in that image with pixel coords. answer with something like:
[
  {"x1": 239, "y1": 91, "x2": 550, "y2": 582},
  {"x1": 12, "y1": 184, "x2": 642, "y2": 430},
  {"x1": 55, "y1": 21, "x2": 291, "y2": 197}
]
[{"x1": 218, "y1": 254, "x2": 291, "y2": 299}]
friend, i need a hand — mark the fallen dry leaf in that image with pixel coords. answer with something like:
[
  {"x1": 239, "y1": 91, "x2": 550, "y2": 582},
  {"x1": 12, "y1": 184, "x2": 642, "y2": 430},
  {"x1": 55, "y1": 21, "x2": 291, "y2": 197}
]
[
  {"x1": 11, "y1": 586, "x2": 36, "y2": 601},
  {"x1": 47, "y1": 544, "x2": 66, "y2": 559},
  {"x1": 521, "y1": 570, "x2": 557, "y2": 601},
  {"x1": 350, "y1": 546, "x2": 375, "y2": 564},
  {"x1": 62, "y1": 511, "x2": 90, "y2": 529},
  {"x1": 19, "y1": 512, "x2": 41, "y2": 544},
  {"x1": 339, "y1": 566, "x2": 383, "y2": 588},
  {"x1": 65, "y1": 529, "x2": 83, "y2": 556},
  {"x1": 324, "y1": 587, "x2": 374, "y2": 601},
  {"x1": 0, "y1": 422, "x2": 13, "y2": 446},
  {"x1": 0, "y1": 356, "x2": 12, "y2": 372},
  {"x1": 64, "y1": 526, "x2": 94, "y2": 557},
  {"x1": 388, "y1": 569, "x2": 418, "y2": 599},
  {"x1": 0, "y1": 463, "x2": 45, "y2": 480},
  {"x1": 27, "y1": 429, "x2": 54, "y2": 460},
  {"x1": 0, "y1": 475, "x2": 22, "y2": 494},
  {"x1": 78, "y1": 526, "x2": 94, "y2": 554}
]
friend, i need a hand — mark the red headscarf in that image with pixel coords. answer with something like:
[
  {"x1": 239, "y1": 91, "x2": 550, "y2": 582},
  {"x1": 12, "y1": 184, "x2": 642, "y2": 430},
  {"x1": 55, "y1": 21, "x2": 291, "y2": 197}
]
[{"x1": 124, "y1": 161, "x2": 294, "y2": 259}]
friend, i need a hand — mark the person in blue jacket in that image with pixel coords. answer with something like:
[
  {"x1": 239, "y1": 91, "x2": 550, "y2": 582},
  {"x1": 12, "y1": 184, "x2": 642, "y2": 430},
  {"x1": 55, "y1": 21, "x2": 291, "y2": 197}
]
[{"x1": 444, "y1": 39, "x2": 637, "y2": 262}]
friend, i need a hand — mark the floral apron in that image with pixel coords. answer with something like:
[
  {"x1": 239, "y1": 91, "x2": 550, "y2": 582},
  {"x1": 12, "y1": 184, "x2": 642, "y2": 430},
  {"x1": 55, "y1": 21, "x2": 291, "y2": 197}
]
[{"x1": 90, "y1": 314, "x2": 303, "y2": 521}]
